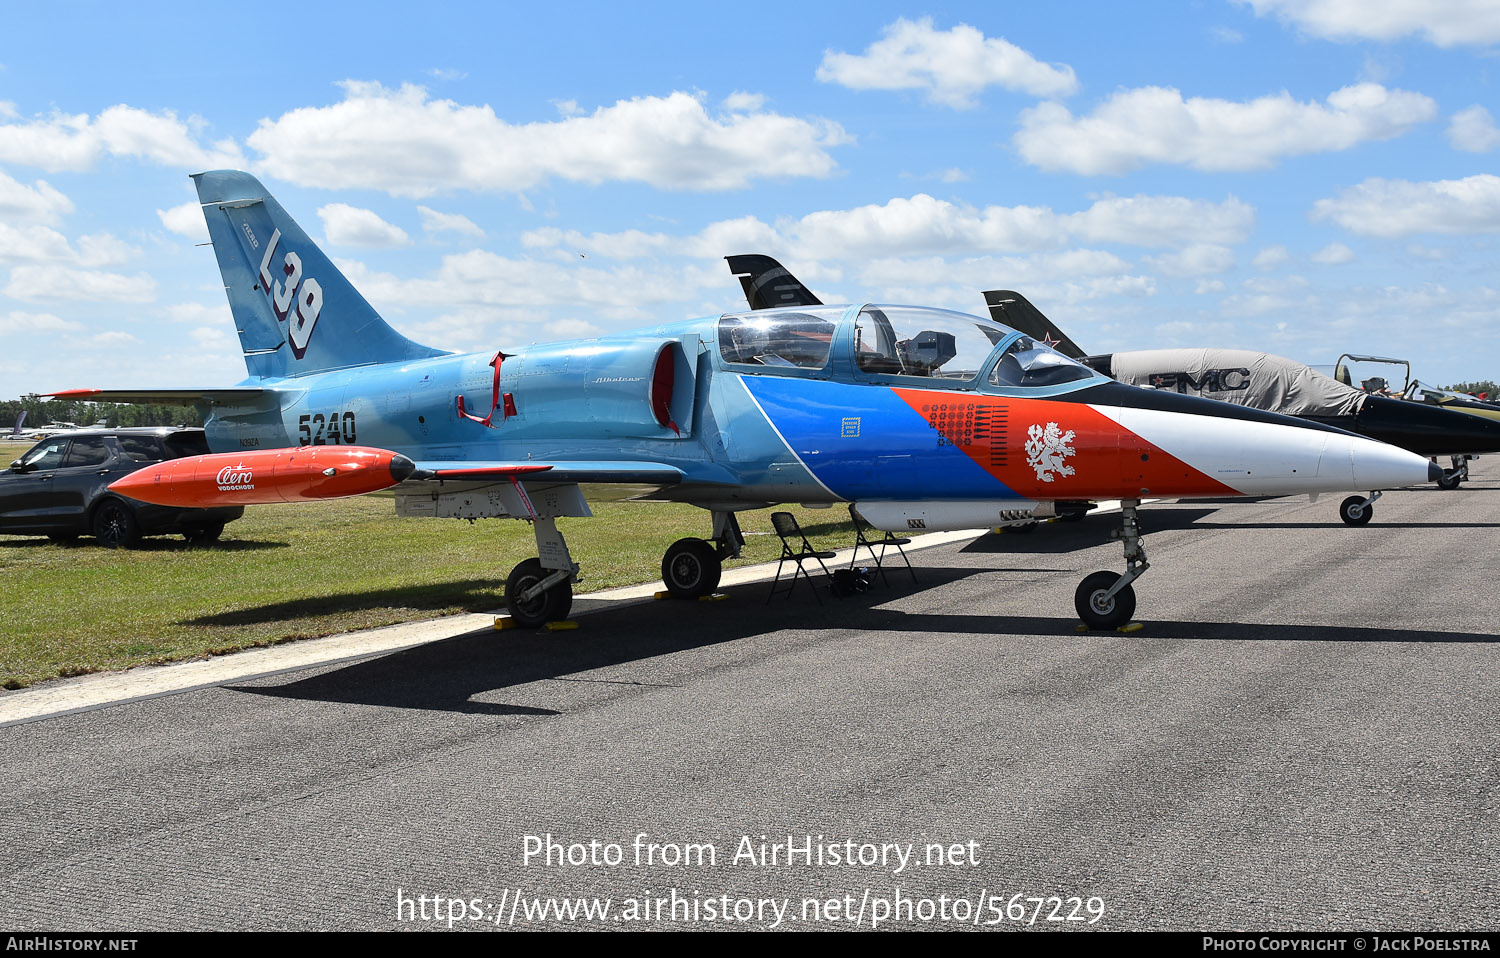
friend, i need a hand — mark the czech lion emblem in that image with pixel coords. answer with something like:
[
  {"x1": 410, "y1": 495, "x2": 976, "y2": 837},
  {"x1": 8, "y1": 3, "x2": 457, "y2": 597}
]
[{"x1": 1025, "y1": 422, "x2": 1077, "y2": 482}]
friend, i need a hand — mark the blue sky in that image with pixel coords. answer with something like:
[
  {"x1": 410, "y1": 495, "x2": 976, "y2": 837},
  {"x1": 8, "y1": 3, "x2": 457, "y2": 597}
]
[{"x1": 0, "y1": 0, "x2": 1497, "y2": 396}]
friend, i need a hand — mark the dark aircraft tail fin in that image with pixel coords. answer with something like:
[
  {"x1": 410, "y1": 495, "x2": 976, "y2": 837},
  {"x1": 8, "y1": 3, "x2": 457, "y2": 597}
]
[
  {"x1": 191, "y1": 171, "x2": 447, "y2": 380},
  {"x1": 981, "y1": 290, "x2": 1086, "y2": 360},
  {"x1": 725, "y1": 254, "x2": 823, "y2": 310}
]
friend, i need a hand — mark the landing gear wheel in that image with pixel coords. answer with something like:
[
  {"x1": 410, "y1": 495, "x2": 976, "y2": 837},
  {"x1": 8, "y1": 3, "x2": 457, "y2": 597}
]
[
  {"x1": 661, "y1": 537, "x2": 722, "y2": 598},
  {"x1": 1437, "y1": 472, "x2": 1463, "y2": 491},
  {"x1": 1075, "y1": 571, "x2": 1136, "y2": 630},
  {"x1": 505, "y1": 557, "x2": 573, "y2": 627},
  {"x1": 1008, "y1": 520, "x2": 1039, "y2": 534},
  {"x1": 183, "y1": 522, "x2": 225, "y2": 544},
  {"x1": 92, "y1": 500, "x2": 140, "y2": 548},
  {"x1": 1339, "y1": 495, "x2": 1373, "y2": 526}
]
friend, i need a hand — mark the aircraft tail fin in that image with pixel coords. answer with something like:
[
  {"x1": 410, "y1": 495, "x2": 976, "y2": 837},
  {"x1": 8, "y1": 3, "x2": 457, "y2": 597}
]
[
  {"x1": 192, "y1": 170, "x2": 447, "y2": 380},
  {"x1": 10, "y1": 411, "x2": 24, "y2": 438},
  {"x1": 725, "y1": 254, "x2": 823, "y2": 310},
  {"x1": 981, "y1": 290, "x2": 1086, "y2": 360}
]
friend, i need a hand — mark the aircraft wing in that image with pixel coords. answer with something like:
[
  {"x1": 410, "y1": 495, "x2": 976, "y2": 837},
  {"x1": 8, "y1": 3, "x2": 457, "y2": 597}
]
[
  {"x1": 411, "y1": 460, "x2": 684, "y2": 486},
  {"x1": 46, "y1": 387, "x2": 270, "y2": 405}
]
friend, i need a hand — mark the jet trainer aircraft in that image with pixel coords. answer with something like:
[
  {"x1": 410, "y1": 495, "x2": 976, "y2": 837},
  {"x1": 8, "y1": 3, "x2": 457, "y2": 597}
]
[{"x1": 49, "y1": 173, "x2": 1436, "y2": 630}]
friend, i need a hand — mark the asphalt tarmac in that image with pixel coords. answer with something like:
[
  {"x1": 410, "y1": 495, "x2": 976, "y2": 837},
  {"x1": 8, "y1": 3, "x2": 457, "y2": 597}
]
[{"x1": 2, "y1": 473, "x2": 1498, "y2": 931}]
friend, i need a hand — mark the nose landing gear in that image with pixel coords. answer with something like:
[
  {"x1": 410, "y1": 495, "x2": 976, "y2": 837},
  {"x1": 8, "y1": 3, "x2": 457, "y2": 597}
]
[{"x1": 1075, "y1": 499, "x2": 1149, "y2": 630}]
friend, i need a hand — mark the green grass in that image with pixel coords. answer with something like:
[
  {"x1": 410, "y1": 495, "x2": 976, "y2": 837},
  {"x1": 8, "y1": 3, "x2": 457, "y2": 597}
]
[{"x1": 0, "y1": 492, "x2": 858, "y2": 689}]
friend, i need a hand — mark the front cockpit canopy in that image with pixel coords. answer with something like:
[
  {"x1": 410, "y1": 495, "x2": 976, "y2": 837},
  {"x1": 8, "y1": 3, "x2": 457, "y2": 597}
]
[{"x1": 989, "y1": 336, "x2": 1098, "y2": 388}]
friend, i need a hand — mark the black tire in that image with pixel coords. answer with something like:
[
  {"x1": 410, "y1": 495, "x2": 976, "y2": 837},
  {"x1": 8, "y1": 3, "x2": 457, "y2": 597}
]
[
  {"x1": 661, "y1": 537, "x2": 722, "y2": 599},
  {"x1": 183, "y1": 522, "x2": 225, "y2": 544},
  {"x1": 1007, "y1": 520, "x2": 1039, "y2": 534},
  {"x1": 1075, "y1": 570, "x2": 1136, "y2": 630},
  {"x1": 46, "y1": 533, "x2": 79, "y2": 544},
  {"x1": 505, "y1": 557, "x2": 573, "y2": 627},
  {"x1": 91, "y1": 499, "x2": 141, "y2": 548},
  {"x1": 1437, "y1": 472, "x2": 1462, "y2": 491},
  {"x1": 1339, "y1": 495, "x2": 1373, "y2": 526}
]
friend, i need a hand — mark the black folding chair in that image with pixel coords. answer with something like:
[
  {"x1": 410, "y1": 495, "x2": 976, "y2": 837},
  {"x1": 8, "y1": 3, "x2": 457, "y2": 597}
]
[
  {"x1": 767, "y1": 511, "x2": 837, "y2": 603},
  {"x1": 848, "y1": 505, "x2": 916, "y2": 587}
]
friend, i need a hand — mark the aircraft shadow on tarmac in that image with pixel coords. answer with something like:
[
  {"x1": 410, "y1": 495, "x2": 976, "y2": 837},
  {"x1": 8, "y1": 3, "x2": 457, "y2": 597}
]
[
  {"x1": 960, "y1": 508, "x2": 1218, "y2": 554},
  {"x1": 179, "y1": 578, "x2": 506, "y2": 627},
  {"x1": 223, "y1": 559, "x2": 1499, "y2": 717}
]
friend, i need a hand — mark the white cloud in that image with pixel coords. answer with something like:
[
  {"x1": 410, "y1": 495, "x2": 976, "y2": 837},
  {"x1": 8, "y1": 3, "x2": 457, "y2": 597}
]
[
  {"x1": 1448, "y1": 106, "x2": 1500, "y2": 153},
  {"x1": 1311, "y1": 174, "x2": 1500, "y2": 237},
  {"x1": 418, "y1": 205, "x2": 485, "y2": 239},
  {"x1": 0, "y1": 224, "x2": 137, "y2": 267},
  {"x1": 1015, "y1": 83, "x2": 1436, "y2": 174},
  {"x1": 1211, "y1": 26, "x2": 1245, "y2": 43},
  {"x1": 525, "y1": 193, "x2": 1256, "y2": 263},
  {"x1": 722, "y1": 91, "x2": 766, "y2": 113},
  {"x1": 1312, "y1": 242, "x2": 1356, "y2": 264},
  {"x1": 157, "y1": 201, "x2": 208, "y2": 241},
  {"x1": 1241, "y1": 0, "x2": 1500, "y2": 47},
  {"x1": 1253, "y1": 245, "x2": 1291, "y2": 269},
  {"x1": 335, "y1": 251, "x2": 707, "y2": 322},
  {"x1": 75, "y1": 234, "x2": 138, "y2": 267},
  {"x1": 0, "y1": 223, "x2": 74, "y2": 265},
  {"x1": 1196, "y1": 279, "x2": 1228, "y2": 294},
  {"x1": 166, "y1": 302, "x2": 230, "y2": 325},
  {"x1": 317, "y1": 203, "x2": 412, "y2": 248},
  {"x1": 816, "y1": 17, "x2": 1078, "y2": 107},
  {"x1": 84, "y1": 330, "x2": 140, "y2": 347},
  {"x1": 1066, "y1": 195, "x2": 1256, "y2": 247},
  {"x1": 0, "y1": 310, "x2": 82, "y2": 334},
  {"x1": 0, "y1": 104, "x2": 243, "y2": 172},
  {"x1": 247, "y1": 82, "x2": 851, "y2": 196},
  {"x1": 1145, "y1": 244, "x2": 1237, "y2": 277},
  {"x1": 3, "y1": 264, "x2": 156, "y2": 303},
  {"x1": 856, "y1": 249, "x2": 1135, "y2": 290},
  {"x1": 0, "y1": 169, "x2": 73, "y2": 224}
]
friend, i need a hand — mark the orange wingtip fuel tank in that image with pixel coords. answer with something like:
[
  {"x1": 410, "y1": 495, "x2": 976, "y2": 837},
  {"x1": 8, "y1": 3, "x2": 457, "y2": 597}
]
[{"x1": 109, "y1": 446, "x2": 418, "y2": 507}]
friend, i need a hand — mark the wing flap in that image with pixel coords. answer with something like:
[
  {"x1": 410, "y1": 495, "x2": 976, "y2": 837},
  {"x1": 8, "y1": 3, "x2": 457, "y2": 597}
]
[{"x1": 409, "y1": 460, "x2": 683, "y2": 486}]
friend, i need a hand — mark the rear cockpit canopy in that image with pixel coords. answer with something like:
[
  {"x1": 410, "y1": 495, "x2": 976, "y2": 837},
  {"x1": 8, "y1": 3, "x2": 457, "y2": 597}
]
[
  {"x1": 716, "y1": 303, "x2": 1099, "y2": 390},
  {"x1": 717, "y1": 306, "x2": 842, "y2": 369}
]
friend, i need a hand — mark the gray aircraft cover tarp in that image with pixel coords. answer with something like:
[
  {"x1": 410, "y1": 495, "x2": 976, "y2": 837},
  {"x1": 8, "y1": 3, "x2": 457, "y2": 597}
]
[{"x1": 1107, "y1": 348, "x2": 1367, "y2": 418}]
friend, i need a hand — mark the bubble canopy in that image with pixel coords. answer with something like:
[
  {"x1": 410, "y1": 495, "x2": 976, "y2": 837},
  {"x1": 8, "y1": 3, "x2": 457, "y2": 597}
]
[{"x1": 715, "y1": 304, "x2": 1099, "y2": 389}]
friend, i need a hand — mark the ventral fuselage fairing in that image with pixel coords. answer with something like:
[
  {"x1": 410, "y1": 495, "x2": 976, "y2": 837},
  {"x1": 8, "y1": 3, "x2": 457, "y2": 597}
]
[{"x1": 52, "y1": 174, "x2": 1437, "y2": 629}]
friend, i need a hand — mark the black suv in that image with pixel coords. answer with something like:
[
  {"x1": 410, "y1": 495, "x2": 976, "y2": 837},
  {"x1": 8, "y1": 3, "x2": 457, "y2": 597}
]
[{"x1": 1, "y1": 427, "x2": 244, "y2": 547}]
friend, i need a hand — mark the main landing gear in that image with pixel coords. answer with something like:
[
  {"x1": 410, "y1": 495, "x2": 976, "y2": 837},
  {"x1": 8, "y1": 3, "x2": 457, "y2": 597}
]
[
  {"x1": 1074, "y1": 500, "x2": 1149, "y2": 630},
  {"x1": 504, "y1": 516, "x2": 577, "y2": 628},
  {"x1": 503, "y1": 510, "x2": 747, "y2": 627},
  {"x1": 661, "y1": 511, "x2": 744, "y2": 599}
]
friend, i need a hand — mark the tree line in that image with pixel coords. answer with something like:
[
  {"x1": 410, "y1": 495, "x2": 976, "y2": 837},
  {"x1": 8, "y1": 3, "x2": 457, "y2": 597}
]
[{"x1": 1, "y1": 397, "x2": 202, "y2": 430}]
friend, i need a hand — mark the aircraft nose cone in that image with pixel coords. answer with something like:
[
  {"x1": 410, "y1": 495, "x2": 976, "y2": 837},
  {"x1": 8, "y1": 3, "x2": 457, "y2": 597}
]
[
  {"x1": 1346, "y1": 436, "x2": 1437, "y2": 490},
  {"x1": 1429, "y1": 460, "x2": 1444, "y2": 482},
  {"x1": 389, "y1": 454, "x2": 416, "y2": 483}
]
